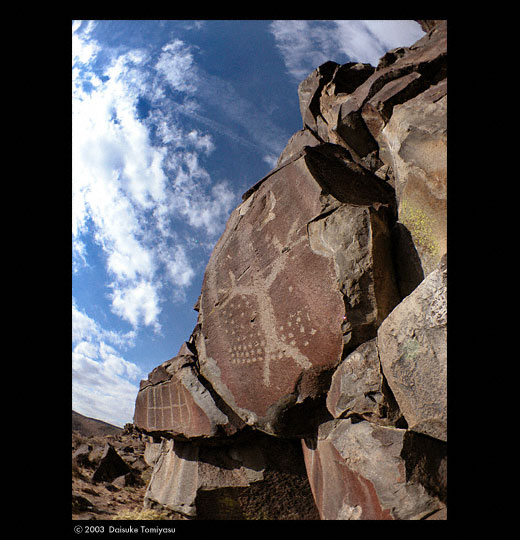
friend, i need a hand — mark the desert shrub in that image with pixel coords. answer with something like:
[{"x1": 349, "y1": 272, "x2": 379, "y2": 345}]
[{"x1": 111, "y1": 508, "x2": 170, "y2": 520}]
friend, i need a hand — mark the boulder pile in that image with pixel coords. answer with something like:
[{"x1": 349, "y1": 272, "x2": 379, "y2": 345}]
[{"x1": 133, "y1": 20, "x2": 447, "y2": 520}]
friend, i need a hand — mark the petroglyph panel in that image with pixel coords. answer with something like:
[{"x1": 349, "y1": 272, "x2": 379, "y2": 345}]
[
  {"x1": 197, "y1": 146, "x2": 398, "y2": 433},
  {"x1": 134, "y1": 377, "x2": 214, "y2": 438},
  {"x1": 199, "y1": 153, "x2": 346, "y2": 425},
  {"x1": 269, "y1": 245, "x2": 344, "y2": 373}
]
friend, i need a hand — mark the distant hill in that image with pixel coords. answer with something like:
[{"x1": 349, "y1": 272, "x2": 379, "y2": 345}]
[{"x1": 72, "y1": 410, "x2": 123, "y2": 437}]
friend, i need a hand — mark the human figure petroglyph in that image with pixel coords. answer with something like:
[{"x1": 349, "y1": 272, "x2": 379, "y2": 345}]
[{"x1": 201, "y1": 190, "x2": 317, "y2": 386}]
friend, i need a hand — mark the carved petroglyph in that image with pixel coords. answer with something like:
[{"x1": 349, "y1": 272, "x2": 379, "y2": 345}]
[
  {"x1": 210, "y1": 242, "x2": 314, "y2": 387},
  {"x1": 144, "y1": 380, "x2": 194, "y2": 433},
  {"x1": 198, "y1": 154, "x2": 347, "y2": 426},
  {"x1": 257, "y1": 190, "x2": 277, "y2": 231},
  {"x1": 202, "y1": 188, "x2": 321, "y2": 387}
]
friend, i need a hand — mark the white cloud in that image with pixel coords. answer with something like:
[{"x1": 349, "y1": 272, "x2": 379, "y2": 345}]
[
  {"x1": 72, "y1": 302, "x2": 142, "y2": 427},
  {"x1": 263, "y1": 153, "x2": 279, "y2": 169},
  {"x1": 270, "y1": 20, "x2": 425, "y2": 80},
  {"x1": 110, "y1": 280, "x2": 161, "y2": 331},
  {"x1": 159, "y1": 243, "x2": 195, "y2": 289},
  {"x1": 334, "y1": 20, "x2": 425, "y2": 65},
  {"x1": 269, "y1": 20, "x2": 337, "y2": 81},
  {"x1": 72, "y1": 300, "x2": 137, "y2": 347},
  {"x1": 72, "y1": 28, "x2": 239, "y2": 330},
  {"x1": 183, "y1": 181, "x2": 236, "y2": 232},
  {"x1": 155, "y1": 39, "x2": 197, "y2": 94},
  {"x1": 72, "y1": 20, "x2": 99, "y2": 65}
]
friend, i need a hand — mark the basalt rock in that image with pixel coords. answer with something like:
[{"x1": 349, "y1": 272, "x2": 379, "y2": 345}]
[
  {"x1": 293, "y1": 22, "x2": 447, "y2": 282},
  {"x1": 302, "y1": 418, "x2": 445, "y2": 520},
  {"x1": 377, "y1": 255, "x2": 447, "y2": 441},
  {"x1": 133, "y1": 344, "x2": 244, "y2": 439},
  {"x1": 143, "y1": 433, "x2": 319, "y2": 519},
  {"x1": 91, "y1": 443, "x2": 132, "y2": 484},
  {"x1": 326, "y1": 338, "x2": 391, "y2": 424},
  {"x1": 378, "y1": 78, "x2": 447, "y2": 278},
  {"x1": 132, "y1": 21, "x2": 447, "y2": 520},
  {"x1": 195, "y1": 142, "x2": 399, "y2": 436}
]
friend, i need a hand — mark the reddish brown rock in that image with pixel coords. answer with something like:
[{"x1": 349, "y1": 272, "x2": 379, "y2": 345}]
[
  {"x1": 302, "y1": 418, "x2": 444, "y2": 520},
  {"x1": 195, "y1": 143, "x2": 399, "y2": 435},
  {"x1": 416, "y1": 20, "x2": 445, "y2": 33},
  {"x1": 276, "y1": 128, "x2": 321, "y2": 167},
  {"x1": 133, "y1": 349, "x2": 241, "y2": 439},
  {"x1": 360, "y1": 71, "x2": 424, "y2": 141}
]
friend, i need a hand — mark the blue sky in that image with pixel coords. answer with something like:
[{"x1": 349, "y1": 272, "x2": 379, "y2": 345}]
[{"x1": 72, "y1": 19, "x2": 425, "y2": 427}]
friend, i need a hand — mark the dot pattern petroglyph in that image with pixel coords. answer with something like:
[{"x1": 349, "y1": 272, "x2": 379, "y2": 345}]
[
  {"x1": 207, "y1": 254, "x2": 337, "y2": 387},
  {"x1": 200, "y1": 171, "x2": 345, "y2": 408},
  {"x1": 207, "y1": 248, "x2": 320, "y2": 387}
]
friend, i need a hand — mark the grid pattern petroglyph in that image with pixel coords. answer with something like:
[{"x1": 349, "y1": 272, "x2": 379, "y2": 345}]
[{"x1": 144, "y1": 379, "x2": 193, "y2": 432}]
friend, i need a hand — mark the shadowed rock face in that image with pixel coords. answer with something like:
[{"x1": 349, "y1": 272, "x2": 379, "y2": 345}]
[
  {"x1": 144, "y1": 433, "x2": 320, "y2": 519},
  {"x1": 196, "y1": 143, "x2": 399, "y2": 436},
  {"x1": 302, "y1": 418, "x2": 444, "y2": 520}
]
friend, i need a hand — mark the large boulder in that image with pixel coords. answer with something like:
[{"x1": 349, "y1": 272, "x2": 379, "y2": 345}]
[
  {"x1": 377, "y1": 256, "x2": 447, "y2": 441},
  {"x1": 195, "y1": 143, "x2": 400, "y2": 436},
  {"x1": 302, "y1": 418, "x2": 445, "y2": 520},
  {"x1": 134, "y1": 345, "x2": 243, "y2": 439}
]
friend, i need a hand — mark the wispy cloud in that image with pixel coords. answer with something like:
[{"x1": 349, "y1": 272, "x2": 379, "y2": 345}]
[
  {"x1": 269, "y1": 20, "x2": 425, "y2": 80},
  {"x1": 72, "y1": 22, "x2": 237, "y2": 331},
  {"x1": 72, "y1": 301, "x2": 141, "y2": 427},
  {"x1": 194, "y1": 71, "x2": 290, "y2": 163}
]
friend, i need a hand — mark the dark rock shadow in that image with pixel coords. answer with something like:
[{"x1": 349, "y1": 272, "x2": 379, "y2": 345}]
[{"x1": 391, "y1": 222, "x2": 425, "y2": 299}]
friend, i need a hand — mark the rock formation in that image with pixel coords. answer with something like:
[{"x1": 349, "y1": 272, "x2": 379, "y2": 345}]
[
  {"x1": 132, "y1": 20, "x2": 447, "y2": 520},
  {"x1": 72, "y1": 420, "x2": 161, "y2": 519}
]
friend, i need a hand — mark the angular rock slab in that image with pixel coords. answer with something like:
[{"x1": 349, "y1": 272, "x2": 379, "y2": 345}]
[
  {"x1": 196, "y1": 144, "x2": 399, "y2": 435},
  {"x1": 276, "y1": 128, "x2": 321, "y2": 167},
  {"x1": 91, "y1": 443, "x2": 131, "y2": 484},
  {"x1": 144, "y1": 438, "x2": 262, "y2": 517},
  {"x1": 378, "y1": 79, "x2": 447, "y2": 277},
  {"x1": 377, "y1": 257, "x2": 447, "y2": 441},
  {"x1": 144, "y1": 435, "x2": 319, "y2": 519},
  {"x1": 133, "y1": 352, "x2": 239, "y2": 439},
  {"x1": 302, "y1": 418, "x2": 444, "y2": 520},
  {"x1": 326, "y1": 338, "x2": 386, "y2": 421},
  {"x1": 297, "y1": 60, "x2": 339, "y2": 132}
]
